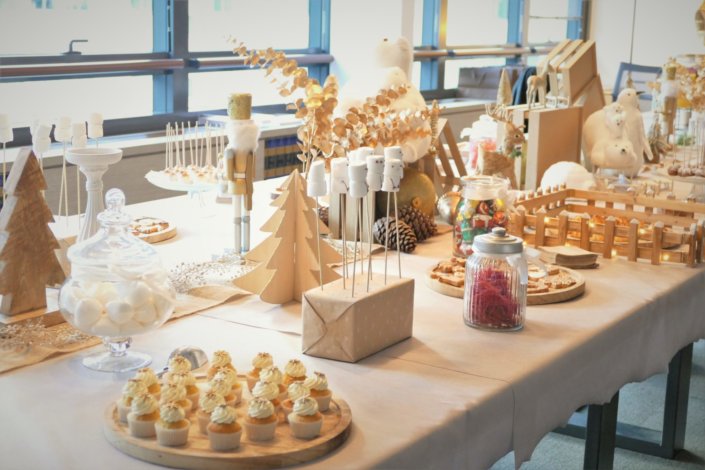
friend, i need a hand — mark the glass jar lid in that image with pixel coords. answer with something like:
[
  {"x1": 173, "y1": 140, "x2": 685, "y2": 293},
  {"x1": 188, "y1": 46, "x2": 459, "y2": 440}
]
[
  {"x1": 67, "y1": 188, "x2": 159, "y2": 270},
  {"x1": 461, "y1": 175, "x2": 509, "y2": 200},
  {"x1": 472, "y1": 227, "x2": 523, "y2": 255}
]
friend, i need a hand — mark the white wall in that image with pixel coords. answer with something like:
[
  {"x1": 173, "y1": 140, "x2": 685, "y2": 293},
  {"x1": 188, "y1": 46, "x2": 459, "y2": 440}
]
[{"x1": 589, "y1": 0, "x2": 705, "y2": 88}]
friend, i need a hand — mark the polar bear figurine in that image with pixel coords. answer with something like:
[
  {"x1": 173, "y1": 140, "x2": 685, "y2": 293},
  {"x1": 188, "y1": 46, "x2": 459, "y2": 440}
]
[
  {"x1": 590, "y1": 138, "x2": 638, "y2": 172},
  {"x1": 337, "y1": 37, "x2": 430, "y2": 163},
  {"x1": 582, "y1": 102, "x2": 626, "y2": 171},
  {"x1": 540, "y1": 161, "x2": 596, "y2": 190},
  {"x1": 617, "y1": 88, "x2": 653, "y2": 176}
]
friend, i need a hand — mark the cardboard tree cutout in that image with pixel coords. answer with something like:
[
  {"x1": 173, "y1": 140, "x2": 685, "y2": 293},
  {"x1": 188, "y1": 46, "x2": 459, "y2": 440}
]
[{"x1": 234, "y1": 169, "x2": 341, "y2": 303}]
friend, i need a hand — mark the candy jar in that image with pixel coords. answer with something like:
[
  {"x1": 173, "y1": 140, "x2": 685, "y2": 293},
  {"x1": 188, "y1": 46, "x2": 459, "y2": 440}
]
[
  {"x1": 59, "y1": 188, "x2": 175, "y2": 372},
  {"x1": 453, "y1": 176, "x2": 510, "y2": 258},
  {"x1": 463, "y1": 227, "x2": 527, "y2": 331}
]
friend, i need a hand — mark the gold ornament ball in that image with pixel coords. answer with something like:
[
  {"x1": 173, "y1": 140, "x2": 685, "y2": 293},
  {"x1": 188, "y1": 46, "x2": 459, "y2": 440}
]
[
  {"x1": 375, "y1": 167, "x2": 436, "y2": 218},
  {"x1": 436, "y1": 191, "x2": 461, "y2": 225}
]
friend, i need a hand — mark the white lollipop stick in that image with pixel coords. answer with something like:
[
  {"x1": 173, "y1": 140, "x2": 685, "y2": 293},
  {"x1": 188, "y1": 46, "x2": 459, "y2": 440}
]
[
  {"x1": 365, "y1": 154, "x2": 384, "y2": 289},
  {"x1": 307, "y1": 160, "x2": 327, "y2": 289},
  {"x1": 348, "y1": 161, "x2": 368, "y2": 296},
  {"x1": 382, "y1": 155, "x2": 404, "y2": 282},
  {"x1": 331, "y1": 158, "x2": 350, "y2": 288}
]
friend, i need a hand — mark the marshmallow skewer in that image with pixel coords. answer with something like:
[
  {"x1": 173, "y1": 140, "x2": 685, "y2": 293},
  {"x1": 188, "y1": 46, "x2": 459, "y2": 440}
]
[
  {"x1": 72, "y1": 122, "x2": 87, "y2": 219},
  {"x1": 366, "y1": 154, "x2": 384, "y2": 291},
  {"x1": 87, "y1": 112, "x2": 103, "y2": 147},
  {"x1": 55, "y1": 117, "x2": 71, "y2": 222},
  {"x1": 0, "y1": 114, "x2": 13, "y2": 203},
  {"x1": 383, "y1": 146, "x2": 404, "y2": 282},
  {"x1": 307, "y1": 160, "x2": 327, "y2": 289},
  {"x1": 348, "y1": 161, "x2": 368, "y2": 297},
  {"x1": 355, "y1": 148, "x2": 373, "y2": 276},
  {"x1": 330, "y1": 158, "x2": 349, "y2": 289}
]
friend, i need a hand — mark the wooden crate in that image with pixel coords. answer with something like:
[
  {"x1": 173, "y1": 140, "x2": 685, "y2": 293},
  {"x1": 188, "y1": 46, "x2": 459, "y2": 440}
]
[{"x1": 509, "y1": 186, "x2": 705, "y2": 266}]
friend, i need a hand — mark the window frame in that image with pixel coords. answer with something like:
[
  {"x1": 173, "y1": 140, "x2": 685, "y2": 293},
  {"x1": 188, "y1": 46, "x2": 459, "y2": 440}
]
[{"x1": 0, "y1": 0, "x2": 332, "y2": 147}]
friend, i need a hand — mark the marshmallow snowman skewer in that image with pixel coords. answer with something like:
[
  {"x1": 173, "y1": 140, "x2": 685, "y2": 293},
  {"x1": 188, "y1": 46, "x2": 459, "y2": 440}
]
[
  {"x1": 348, "y1": 161, "x2": 368, "y2": 297},
  {"x1": 330, "y1": 158, "x2": 349, "y2": 289},
  {"x1": 365, "y1": 154, "x2": 384, "y2": 291},
  {"x1": 307, "y1": 160, "x2": 327, "y2": 289},
  {"x1": 72, "y1": 122, "x2": 87, "y2": 222},
  {"x1": 0, "y1": 114, "x2": 13, "y2": 203},
  {"x1": 383, "y1": 147, "x2": 404, "y2": 282},
  {"x1": 55, "y1": 117, "x2": 72, "y2": 222},
  {"x1": 88, "y1": 112, "x2": 103, "y2": 147},
  {"x1": 354, "y1": 148, "x2": 373, "y2": 275}
]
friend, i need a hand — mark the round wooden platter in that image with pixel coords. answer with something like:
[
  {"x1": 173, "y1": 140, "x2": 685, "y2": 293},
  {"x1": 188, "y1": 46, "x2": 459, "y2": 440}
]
[
  {"x1": 426, "y1": 266, "x2": 586, "y2": 305},
  {"x1": 131, "y1": 217, "x2": 178, "y2": 244},
  {"x1": 104, "y1": 378, "x2": 352, "y2": 470}
]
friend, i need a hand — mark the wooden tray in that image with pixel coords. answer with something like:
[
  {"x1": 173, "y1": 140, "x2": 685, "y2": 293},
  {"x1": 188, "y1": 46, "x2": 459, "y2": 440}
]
[
  {"x1": 104, "y1": 379, "x2": 352, "y2": 469},
  {"x1": 426, "y1": 266, "x2": 586, "y2": 305},
  {"x1": 131, "y1": 217, "x2": 178, "y2": 244}
]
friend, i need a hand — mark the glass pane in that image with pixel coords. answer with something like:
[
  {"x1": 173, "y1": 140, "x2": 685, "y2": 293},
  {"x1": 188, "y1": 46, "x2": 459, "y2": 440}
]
[
  {"x1": 0, "y1": 76, "x2": 153, "y2": 128},
  {"x1": 0, "y1": 0, "x2": 153, "y2": 56},
  {"x1": 188, "y1": 69, "x2": 294, "y2": 111},
  {"x1": 446, "y1": 0, "x2": 508, "y2": 46},
  {"x1": 413, "y1": 0, "x2": 424, "y2": 46},
  {"x1": 189, "y1": 0, "x2": 309, "y2": 52},
  {"x1": 528, "y1": 0, "x2": 570, "y2": 43},
  {"x1": 444, "y1": 57, "x2": 506, "y2": 89}
]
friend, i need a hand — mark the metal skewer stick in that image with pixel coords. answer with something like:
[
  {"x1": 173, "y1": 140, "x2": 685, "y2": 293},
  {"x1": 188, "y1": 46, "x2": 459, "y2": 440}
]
[
  {"x1": 340, "y1": 194, "x2": 347, "y2": 289},
  {"x1": 366, "y1": 193, "x2": 373, "y2": 291},
  {"x1": 384, "y1": 191, "x2": 390, "y2": 284},
  {"x1": 315, "y1": 197, "x2": 323, "y2": 289},
  {"x1": 351, "y1": 201, "x2": 359, "y2": 297},
  {"x1": 394, "y1": 191, "x2": 401, "y2": 278}
]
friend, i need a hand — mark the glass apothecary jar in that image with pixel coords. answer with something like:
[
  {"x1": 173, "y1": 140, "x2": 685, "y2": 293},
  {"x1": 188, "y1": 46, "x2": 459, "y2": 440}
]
[
  {"x1": 452, "y1": 176, "x2": 510, "y2": 258},
  {"x1": 463, "y1": 227, "x2": 527, "y2": 331},
  {"x1": 59, "y1": 188, "x2": 175, "y2": 372}
]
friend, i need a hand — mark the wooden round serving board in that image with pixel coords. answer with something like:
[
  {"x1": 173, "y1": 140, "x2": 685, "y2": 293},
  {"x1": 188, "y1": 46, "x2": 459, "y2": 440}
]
[
  {"x1": 104, "y1": 378, "x2": 352, "y2": 469},
  {"x1": 426, "y1": 266, "x2": 586, "y2": 305}
]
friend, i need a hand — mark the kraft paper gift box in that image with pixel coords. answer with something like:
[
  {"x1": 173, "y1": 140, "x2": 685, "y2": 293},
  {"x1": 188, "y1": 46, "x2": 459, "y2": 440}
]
[{"x1": 302, "y1": 275, "x2": 414, "y2": 363}]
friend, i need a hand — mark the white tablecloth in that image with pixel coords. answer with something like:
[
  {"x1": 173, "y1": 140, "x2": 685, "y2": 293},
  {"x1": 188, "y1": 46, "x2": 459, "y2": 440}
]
[{"x1": 5, "y1": 177, "x2": 705, "y2": 469}]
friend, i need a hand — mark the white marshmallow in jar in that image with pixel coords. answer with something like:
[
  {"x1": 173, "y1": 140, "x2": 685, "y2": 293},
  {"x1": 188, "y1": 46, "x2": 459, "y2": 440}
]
[{"x1": 59, "y1": 188, "x2": 175, "y2": 338}]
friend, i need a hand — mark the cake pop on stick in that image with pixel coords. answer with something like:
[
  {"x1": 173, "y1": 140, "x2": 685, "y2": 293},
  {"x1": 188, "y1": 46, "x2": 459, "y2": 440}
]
[
  {"x1": 348, "y1": 161, "x2": 368, "y2": 297},
  {"x1": 87, "y1": 112, "x2": 103, "y2": 147},
  {"x1": 0, "y1": 114, "x2": 13, "y2": 203},
  {"x1": 330, "y1": 158, "x2": 350, "y2": 289},
  {"x1": 365, "y1": 154, "x2": 384, "y2": 290},
  {"x1": 383, "y1": 146, "x2": 404, "y2": 282},
  {"x1": 307, "y1": 160, "x2": 327, "y2": 289}
]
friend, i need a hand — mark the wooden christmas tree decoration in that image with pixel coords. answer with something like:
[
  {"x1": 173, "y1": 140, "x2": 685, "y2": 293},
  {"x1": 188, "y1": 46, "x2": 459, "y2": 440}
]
[
  {"x1": 0, "y1": 149, "x2": 66, "y2": 316},
  {"x1": 234, "y1": 169, "x2": 341, "y2": 304}
]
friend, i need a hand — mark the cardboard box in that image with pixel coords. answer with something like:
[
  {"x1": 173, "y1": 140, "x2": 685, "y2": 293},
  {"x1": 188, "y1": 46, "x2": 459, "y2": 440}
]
[{"x1": 302, "y1": 275, "x2": 414, "y2": 362}]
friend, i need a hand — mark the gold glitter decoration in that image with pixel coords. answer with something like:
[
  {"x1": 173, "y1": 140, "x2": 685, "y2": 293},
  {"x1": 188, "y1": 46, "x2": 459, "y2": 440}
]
[{"x1": 0, "y1": 319, "x2": 93, "y2": 355}]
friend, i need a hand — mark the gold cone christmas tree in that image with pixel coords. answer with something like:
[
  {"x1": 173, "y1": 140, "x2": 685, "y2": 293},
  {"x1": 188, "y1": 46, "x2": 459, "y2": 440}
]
[{"x1": 234, "y1": 169, "x2": 341, "y2": 304}]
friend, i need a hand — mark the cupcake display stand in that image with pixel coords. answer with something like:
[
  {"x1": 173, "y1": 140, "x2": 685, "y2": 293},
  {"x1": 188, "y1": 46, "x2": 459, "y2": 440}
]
[
  {"x1": 145, "y1": 171, "x2": 217, "y2": 216},
  {"x1": 103, "y1": 375, "x2": 352, "y2": 469}
]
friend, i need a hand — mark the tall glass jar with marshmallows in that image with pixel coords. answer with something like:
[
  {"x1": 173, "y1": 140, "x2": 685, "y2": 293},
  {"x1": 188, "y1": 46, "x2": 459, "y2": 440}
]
[
  {"x1": 59, "y1": 188, "x2": 175, "y2": 372},
  {"x1": 463, "y1": 227, "x2": 527, "y2": 331}
]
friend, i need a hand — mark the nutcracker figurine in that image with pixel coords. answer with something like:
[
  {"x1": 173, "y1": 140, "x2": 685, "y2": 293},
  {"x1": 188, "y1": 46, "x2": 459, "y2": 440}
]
[{"x1": 224, "y1": 93, "x2": 260, "y2": 255}]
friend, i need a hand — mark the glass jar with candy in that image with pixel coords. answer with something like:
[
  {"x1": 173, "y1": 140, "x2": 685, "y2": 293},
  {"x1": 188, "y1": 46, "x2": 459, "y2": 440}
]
[
  {"x1": 452, "y1": 176, "x2": 510, "y2": 258},
  {"x1": 463, "y1": 227, "x2": 527, "y2": 331}
]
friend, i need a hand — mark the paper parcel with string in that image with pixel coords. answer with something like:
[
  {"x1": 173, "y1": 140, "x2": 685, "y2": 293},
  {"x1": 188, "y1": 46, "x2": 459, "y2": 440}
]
[{"x1": 302, "y1": 276, "x2": 414, "y2": 363}]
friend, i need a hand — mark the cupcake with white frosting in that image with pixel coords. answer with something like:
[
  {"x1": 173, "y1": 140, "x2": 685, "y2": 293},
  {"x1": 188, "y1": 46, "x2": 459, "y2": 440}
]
[
  {"x1": 160, "y1": 383, "x2": 192, "y2": 417},
  {"x1": 209, "y1": 377, "x2": 237, "y2": 407},
  {"x1": 281, "y1": 382, "x2": 310, "y2": 422},
  {"x1": 213, "y1": 367, "x2": 242, "y2": 405},
  {"x1": 135, "y1": 367, "x2": 161, "y2": 398},
  {"x1": 207, "y1": 405, "x2": 243, "y2": 451},
  {"x1": 303, "y1": 371, "x2": 332, "y2": 412},
  {"x1": 243, "y1": 397, "x2": 277, "y2": 442},
  {"x1": 207, "y1": 350, "x2": 235, "y2": 379},
  {"x1": 155, "y1": 402, "x2": 190, "y2": 446},
  {"x1": 246, "y1": 352, "x2": 273, "y2": 391},
  {"x1": 283, "y1": 359, "x2": 306, "y2": 386},
  {"x1": 260, "y1": 366, "x2": 286, "y2": 400},
  {"x1": 127, "y1": 393, "x2": 160, "y2": 438},
  {"x1": 252, "y1": 380, "x2": 281, "y2": 410},
  {"x1": 117, "y1": 378, "x2": 147, "y2": 423},
  {"x1": 288, "y1": 396, "x2": 322, "y2": 439},
  {"x1": 197, "y1": 391, "x2": 226, "y2": 435},
  {"x1": 162, "y1": 355, "x2": 191, "y2": 383},
  {"x1": 168, "y1": 372, "x2": 199, "y2": 411}
]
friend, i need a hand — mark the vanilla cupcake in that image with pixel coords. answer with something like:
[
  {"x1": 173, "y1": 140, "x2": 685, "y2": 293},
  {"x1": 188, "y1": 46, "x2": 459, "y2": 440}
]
[
  {"x1": 209, "y1": 377, "x2": 237, "y2": 406},
  {"x1": 198, "y1": 391, "x2": 226, "y2": 435},
  {"x1": 160, "y1": 383, "x2": 192, "y2": 416},
  {"x1": 155, "y1": 402, "x2": 190, "y2": 446},
  {"x1": 260, "y1": 366, "x2": 286, "y2": 400},
  {"x1": 117, "y1": 379, "x2": 148, "y2": 423},
  {"x1": 246, "y1": 352, "x2": 273, "y2": 391},
  {"x1": 163, "y1": 355, "x2": 192, "y2": 383},
  {"x1": 288, "y1": 396, "x2": 322, "y2": 439},
  {"x1": 243, "y1": 398, "x2": 277, "y2": 442},
  {"x1": 207, "y1": 350, "x2": 235, "y2": 379},
  {"x1": 303, "y1": 372, "x2": 332, "y2": 412},
  {"x1": 169, "y1": 372, "x2": 199, "y2": 411},
  {"x1": 135, "y1": 367, "x2": 161, "y2": 398},
  {"x1": 281, "y1": 382, "x2": 310, "y2": 422},
  {"x1": 252, "y1": 380, "x2": 281, "y2": 410},
  {"x1": 207, "y1": 405, "x2": 243, "y2": 451},
  {"x1": 283, "y1": 359, "x2": 307, "y2": 385},
  {"x1": 127, "y1": 393, "x2": 160, "y2": 438},
  {"x1": 213, "y1": 368, "x2": 242, "y2": 405}
]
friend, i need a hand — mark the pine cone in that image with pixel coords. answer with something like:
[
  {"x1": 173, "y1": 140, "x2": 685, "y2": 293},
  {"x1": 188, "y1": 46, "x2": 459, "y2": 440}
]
[
  {"x1": 373, "y1": 217, "x2": 417, "y2": 253},
  {"x1": 318, "y1": 205, "x2": 329, "y2": 227},
  {"x1": 398, "y1": 205, "x2": 438, "y2": 241}
]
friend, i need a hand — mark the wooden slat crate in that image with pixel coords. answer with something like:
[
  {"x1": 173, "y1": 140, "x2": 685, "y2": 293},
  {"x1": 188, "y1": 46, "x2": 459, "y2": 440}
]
[{"x1": 509, "y1": 186, "x2": 705, "y2": 266}]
